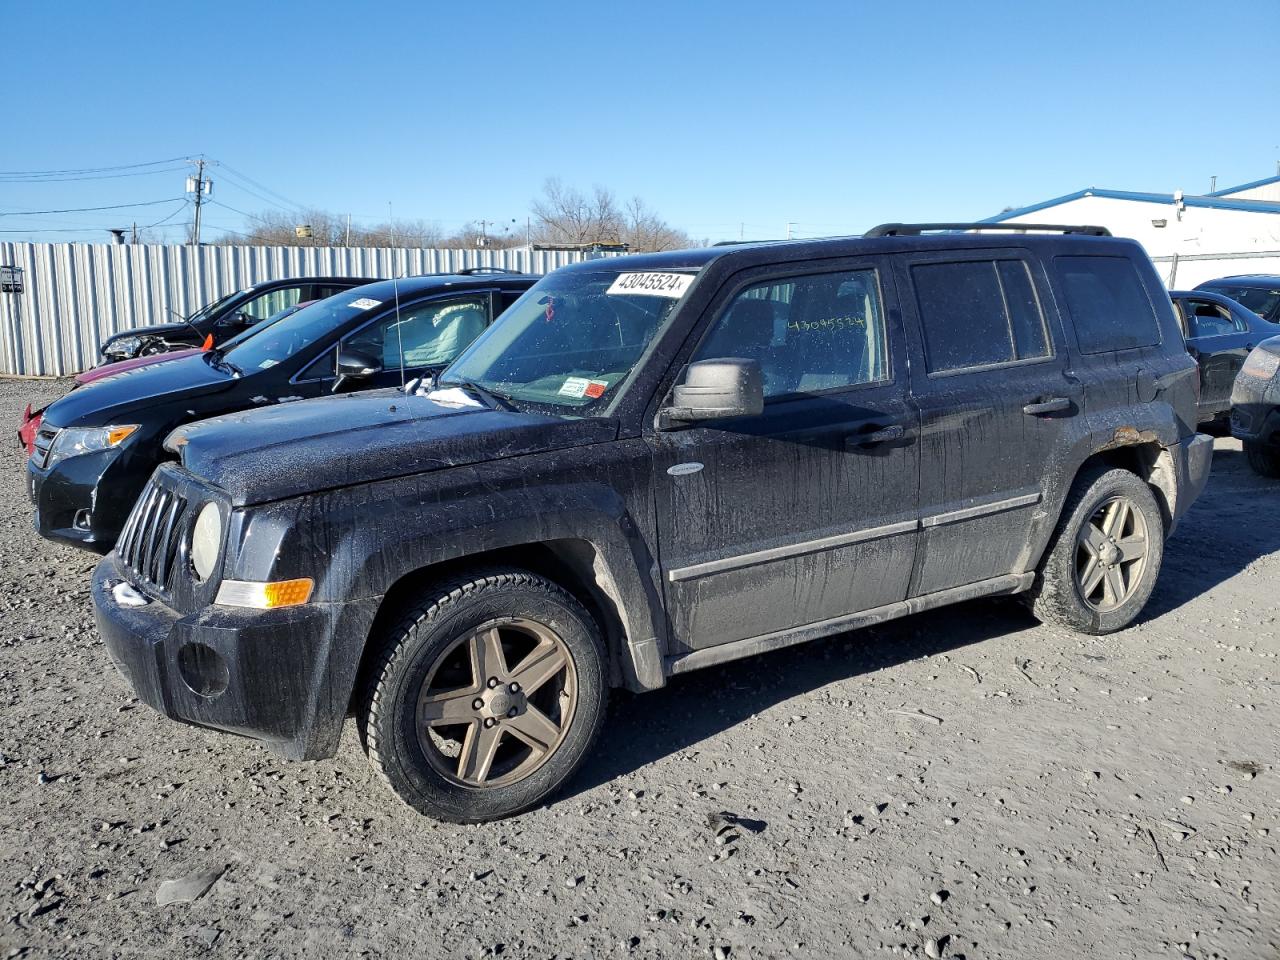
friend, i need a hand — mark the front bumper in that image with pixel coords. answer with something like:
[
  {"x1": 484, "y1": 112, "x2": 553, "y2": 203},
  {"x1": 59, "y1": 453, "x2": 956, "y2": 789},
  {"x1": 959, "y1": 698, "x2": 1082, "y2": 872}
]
[
  {"x1": 92, "y1": 553, "x2": 376, "y2": 760},
  {"x1": 28, "y1": 444, "x2": 148, "y2": 552},
  {"x1": 1231, "y1": 405, "x2": 1280, "y2": 447}
]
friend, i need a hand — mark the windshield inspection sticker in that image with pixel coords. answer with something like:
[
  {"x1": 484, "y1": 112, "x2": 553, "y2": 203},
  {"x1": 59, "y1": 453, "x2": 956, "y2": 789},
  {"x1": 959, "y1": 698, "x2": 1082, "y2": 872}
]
[
  {"x1": 607, "y1": 272, "x2": 693, "y2": 298},
  {"x1": 347, "y1": 297, "x2": 382, "y2": 309},
  {"x1": 559, "y1": 377, "x2": 590, "y2": 398}
]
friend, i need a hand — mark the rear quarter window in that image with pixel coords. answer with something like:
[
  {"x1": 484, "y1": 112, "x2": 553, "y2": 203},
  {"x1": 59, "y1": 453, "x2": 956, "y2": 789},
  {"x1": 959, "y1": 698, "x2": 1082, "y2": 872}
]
[{"x1": 1055, "y1": 255, "x2": 1161, "y2": 354}]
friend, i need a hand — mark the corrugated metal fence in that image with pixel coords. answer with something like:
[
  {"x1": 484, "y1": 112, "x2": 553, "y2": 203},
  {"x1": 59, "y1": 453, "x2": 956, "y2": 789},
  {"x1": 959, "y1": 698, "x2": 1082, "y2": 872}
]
[{"x1": 0, "y1": 243, "x2": 606, "y2": 377}]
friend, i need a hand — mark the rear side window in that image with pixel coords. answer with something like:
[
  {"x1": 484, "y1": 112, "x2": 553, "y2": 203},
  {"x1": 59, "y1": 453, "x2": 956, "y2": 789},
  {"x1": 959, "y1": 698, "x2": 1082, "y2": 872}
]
[
  {"x1": 1055, "y1": 256, "x2": 1160, "y2": 354},
  {"x1": 911, "y1": 259, "x2": 1050, "y2": 374}
]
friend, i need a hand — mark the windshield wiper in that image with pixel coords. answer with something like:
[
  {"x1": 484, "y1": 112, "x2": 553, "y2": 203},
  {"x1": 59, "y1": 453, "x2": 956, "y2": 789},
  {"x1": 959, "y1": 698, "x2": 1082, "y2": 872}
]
[
  {"x1": 439, "y1": 378, "x2": 515, "y2": 411},
  {"x1": 202, "y1": 348, "x2": 242, "y2": 377}
]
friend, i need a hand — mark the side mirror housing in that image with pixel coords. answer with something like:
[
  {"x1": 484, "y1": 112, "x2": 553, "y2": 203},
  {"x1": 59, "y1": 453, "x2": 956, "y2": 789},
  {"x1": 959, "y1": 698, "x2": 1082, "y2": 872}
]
[
  {"x1": 332, "y1": 348, "x2": 382, "y2": 392},
  {"x1": 660, "y1": 358, "x2": 764, "y2": 428}
]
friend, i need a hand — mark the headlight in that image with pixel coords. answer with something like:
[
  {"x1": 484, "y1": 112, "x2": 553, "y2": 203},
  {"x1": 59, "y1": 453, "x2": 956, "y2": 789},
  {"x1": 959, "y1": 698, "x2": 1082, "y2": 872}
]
[
  {"x1": 190, "y1": 502, "x2": 223, "y2": 581},
  {"x1": 1241, "y1": 348, "x2": 1280, "y2": 381},
  {"x1": 104, "y1": 336, "x2": 141, "y2": 357},
  {"x1": 44, "y1": 424, "x2": 139, "y2": 469}
]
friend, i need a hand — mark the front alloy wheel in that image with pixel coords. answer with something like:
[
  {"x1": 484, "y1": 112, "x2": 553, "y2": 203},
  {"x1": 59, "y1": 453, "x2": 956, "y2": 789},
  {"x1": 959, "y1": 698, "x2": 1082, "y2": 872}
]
[
  {"x1": 417, "y1": 619, "x2": 577, "y2": 787},
  {"x1": 359, "y1": 568, "x2": 607, "y2": 823}
]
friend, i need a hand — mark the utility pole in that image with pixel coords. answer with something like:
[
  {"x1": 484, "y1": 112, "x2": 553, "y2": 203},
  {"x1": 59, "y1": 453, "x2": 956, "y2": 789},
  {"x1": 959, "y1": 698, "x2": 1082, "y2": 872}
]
[
  {"x1": 786, "y1": 222, "x2": 794, "y2": 240},
  {"x1": 186, "y1": 158, "x2": 211, "y2": 245},
  {"x1": 130, "y1": 221, "x2": 138, "y2": 244},
  {"x1": 345, "y1": 213, "x2": 352, "y2": 247}
]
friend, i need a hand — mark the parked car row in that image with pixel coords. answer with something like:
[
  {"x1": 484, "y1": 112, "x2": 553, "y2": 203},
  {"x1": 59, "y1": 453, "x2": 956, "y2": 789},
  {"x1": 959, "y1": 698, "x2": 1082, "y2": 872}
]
[{"x1": 25, "y1": 225, "x2": 1280, "y2": 823}]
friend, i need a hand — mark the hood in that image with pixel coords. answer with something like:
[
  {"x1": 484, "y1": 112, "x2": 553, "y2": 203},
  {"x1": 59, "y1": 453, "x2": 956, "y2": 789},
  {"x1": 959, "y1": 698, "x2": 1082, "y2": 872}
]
[
  {"x1": 103, "y1": 321, "x2": 199, "y2": 346},
  {"x1": 76, "y1": 348, "x2": 202, "y2": 385},
  {"x1": 42, "y1": 353, "x2": 236, "y2": 429},
  {"x1": 167, "y1": 390, "x2": 619, "y2": 506}
]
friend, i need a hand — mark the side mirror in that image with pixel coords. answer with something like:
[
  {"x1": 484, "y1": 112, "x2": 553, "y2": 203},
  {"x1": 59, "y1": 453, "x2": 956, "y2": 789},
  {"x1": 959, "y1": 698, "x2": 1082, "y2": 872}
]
[
  {"x1": 218, "y1": 310, "x2": 250, "y2": 328},
  {"x1": 660, "y1": 358, "x2": 764, "y2": 428},
  {"x1": 332, "y1": 348, "x2": 382, "y2": 392}
]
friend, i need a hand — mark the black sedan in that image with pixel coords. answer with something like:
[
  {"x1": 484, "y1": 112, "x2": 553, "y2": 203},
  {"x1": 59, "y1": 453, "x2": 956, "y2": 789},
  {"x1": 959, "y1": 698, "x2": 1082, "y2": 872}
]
[
  {"x1": 98, "y1": 276, "x2": 373, "y2": 363},
  {"x1": 1170, "y1": 288, "x2": 1280, "y2": 426},
  {"x1": 29, "y1": 273, "x2": 537, "y2": 551}
]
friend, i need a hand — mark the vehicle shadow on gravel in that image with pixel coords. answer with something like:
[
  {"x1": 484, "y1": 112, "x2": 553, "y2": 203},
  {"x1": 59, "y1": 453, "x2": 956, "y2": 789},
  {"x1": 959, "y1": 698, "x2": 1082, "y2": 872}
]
[
  {"x1": 563, "y1": 597, "x2": 1031, "y2": 799},
  {"x1": 1141, "y1": 446, "x2": 1280, "y2": 620}
]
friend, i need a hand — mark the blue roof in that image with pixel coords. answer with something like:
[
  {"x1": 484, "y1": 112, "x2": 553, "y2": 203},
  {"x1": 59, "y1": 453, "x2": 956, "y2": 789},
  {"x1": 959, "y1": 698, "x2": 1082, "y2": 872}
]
[
  {"x1": 983, "y1": 187, "x2": 1280, "y2": 223},
  {"x1": 1207, "y1": 174, "x2": 1280, "y2": 197}
]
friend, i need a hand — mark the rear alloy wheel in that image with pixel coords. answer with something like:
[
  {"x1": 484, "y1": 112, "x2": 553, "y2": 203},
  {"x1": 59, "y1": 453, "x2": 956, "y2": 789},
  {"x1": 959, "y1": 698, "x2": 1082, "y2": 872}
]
[
  {"x1": 1028, "y1": 467, "x2": 1164, "y2": 635},
  {"x1": 359, "y1": 569, "x2": 607, "y2": 823},
  {"x1": 1073, "y1": 496, "x2": 1151, "y2": 613}
]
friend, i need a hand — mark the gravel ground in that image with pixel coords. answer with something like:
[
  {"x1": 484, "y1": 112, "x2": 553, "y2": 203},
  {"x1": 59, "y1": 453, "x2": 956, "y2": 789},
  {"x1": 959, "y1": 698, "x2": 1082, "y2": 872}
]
[{"x1": 1, "y1": 376, "x2": 1277, "y2": 960}]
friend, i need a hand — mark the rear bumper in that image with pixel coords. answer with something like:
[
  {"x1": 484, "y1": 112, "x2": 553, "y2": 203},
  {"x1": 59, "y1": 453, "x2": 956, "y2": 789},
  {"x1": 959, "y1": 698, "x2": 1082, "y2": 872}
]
[
  {"x1": 91, "y1": 553, "x2": 377, "y2": 760},
  {"x1": 1171, "y1": 433, "x2": 1213, "y2": 530}
]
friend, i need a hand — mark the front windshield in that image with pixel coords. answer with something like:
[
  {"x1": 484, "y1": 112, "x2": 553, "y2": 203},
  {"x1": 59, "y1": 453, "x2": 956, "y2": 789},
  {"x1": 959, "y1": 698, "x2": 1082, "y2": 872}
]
[
  {"x1": 189, "y1": 290, "x2": 240, "y2": 325},
  {"x1": 441, "y1": 268, "x2": 697, "y2": 409},
  {"x1": 223, "y1": 294, "x2": 377, "y2": 372},
  {"x1": 1216, "y1": 285, "x2": 1280, "y2": 322}
]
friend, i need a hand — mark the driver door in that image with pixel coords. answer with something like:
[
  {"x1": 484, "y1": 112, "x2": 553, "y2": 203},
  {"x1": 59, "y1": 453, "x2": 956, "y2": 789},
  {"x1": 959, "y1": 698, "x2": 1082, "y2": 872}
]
[{"x1": 648, "y1": 260, "x2": 919, "y2": 655}]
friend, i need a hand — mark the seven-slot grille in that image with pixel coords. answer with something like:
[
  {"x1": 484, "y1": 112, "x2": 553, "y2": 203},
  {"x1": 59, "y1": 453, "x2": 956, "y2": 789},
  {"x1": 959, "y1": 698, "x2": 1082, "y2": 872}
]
[
  {"x1": 117, "y1": 478, "x2": 190, "y2": 592},
  {"x1": 30, "y1": 426, "x2": 58, "y2": 469}
]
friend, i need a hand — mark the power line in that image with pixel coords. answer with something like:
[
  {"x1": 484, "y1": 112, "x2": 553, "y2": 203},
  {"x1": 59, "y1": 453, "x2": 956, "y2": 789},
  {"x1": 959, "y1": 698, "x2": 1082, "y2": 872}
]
[
  {"x1": 0, "y1": 197, "x2": 186, "y2": 217},
  {"x1": 0, "y1": 165, "x2": 189, "y2": 184},
  {"x1": 215, "y1": 161, "x2": 306, "y2": 211},
  {"x1": 0, "y1": 156, "x2": 189, "y2": 177}
]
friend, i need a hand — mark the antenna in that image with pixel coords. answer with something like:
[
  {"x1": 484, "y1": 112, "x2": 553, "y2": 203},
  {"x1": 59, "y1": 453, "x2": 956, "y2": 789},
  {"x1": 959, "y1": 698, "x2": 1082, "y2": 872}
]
[{"x1": 392, "y1": 274, "x2": 406, "y2": 391}]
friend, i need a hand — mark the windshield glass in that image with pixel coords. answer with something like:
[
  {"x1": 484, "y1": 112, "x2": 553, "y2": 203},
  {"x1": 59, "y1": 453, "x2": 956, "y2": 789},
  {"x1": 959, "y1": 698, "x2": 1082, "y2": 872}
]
[
  {"x1": 223, "y1": 294, "x2": 378, "y2": 371},
  {"x1": 1215, "y1": 285, "x2": 1280, "y2": 322},
  {"x1": 441, "y1": 268, "x2": 697, "y2": 409},
  {"x1": 189, "y1": 290, "x2": 241, "y2": 325}
]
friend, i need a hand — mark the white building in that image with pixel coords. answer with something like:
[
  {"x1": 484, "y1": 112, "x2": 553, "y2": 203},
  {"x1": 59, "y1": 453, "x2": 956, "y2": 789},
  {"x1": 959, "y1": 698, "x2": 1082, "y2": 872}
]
[{"x1": 981, "y1": 174, "x2": 1280, "y2": 287}]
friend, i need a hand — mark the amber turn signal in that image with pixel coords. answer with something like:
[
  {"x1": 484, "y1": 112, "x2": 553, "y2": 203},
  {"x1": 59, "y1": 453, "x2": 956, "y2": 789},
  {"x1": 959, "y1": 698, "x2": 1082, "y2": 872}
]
[{"x1": 215, "y1": 578, "x2": 314, "y2": 609}]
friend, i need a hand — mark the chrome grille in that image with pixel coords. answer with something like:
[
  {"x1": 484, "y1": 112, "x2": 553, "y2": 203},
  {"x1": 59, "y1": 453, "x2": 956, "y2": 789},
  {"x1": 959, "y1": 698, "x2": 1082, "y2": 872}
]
[
  {"x1": 30, "y1": 426, "x2": 58, "y2": 469},
  {"x1": 117, "y1": 478, "x2": 189, "y2": 593}
]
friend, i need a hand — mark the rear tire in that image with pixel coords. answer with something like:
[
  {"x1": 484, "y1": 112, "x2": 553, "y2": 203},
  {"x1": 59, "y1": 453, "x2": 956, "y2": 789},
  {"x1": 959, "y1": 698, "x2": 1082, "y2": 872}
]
[
  {"x1": 1027, "y1": 467, "x2": 1164, "y2": 635},
  {"x1": 1244, "y1": 439, "x2": 1280, "y2": 478},
  {"x1": 358, "y1": 568, "x2": 608, "y2": 823}
]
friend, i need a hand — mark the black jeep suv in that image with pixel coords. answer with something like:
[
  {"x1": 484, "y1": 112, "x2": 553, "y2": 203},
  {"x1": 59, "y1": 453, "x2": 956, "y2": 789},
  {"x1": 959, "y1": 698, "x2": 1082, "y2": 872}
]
[{"x1": 91, "y1": 224, "x2": 1212, "y2": 822}]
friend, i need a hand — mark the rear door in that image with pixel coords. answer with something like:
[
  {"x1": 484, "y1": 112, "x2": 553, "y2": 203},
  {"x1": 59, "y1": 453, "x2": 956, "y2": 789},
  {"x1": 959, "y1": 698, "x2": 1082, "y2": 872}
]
[
  {"x1": 649, "y1": 259, "x2": 920, "y2": 654},
  {"x1": 895, "y1": 249, "x2": 1083, "y2": 596}
]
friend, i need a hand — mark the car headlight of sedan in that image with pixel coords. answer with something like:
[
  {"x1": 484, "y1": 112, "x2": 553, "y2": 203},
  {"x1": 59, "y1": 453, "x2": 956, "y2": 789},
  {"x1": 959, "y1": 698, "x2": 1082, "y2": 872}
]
[
  {"x1": 1241, "y1": 347, "x2": 1280, "y2": 381},
  {"x1": 44, "y1": 424, "x2": 139, "y2": 469},
  {"x1": 190, "y1": 502, "x2": 223, "y2": 581},
  {"x1": 104, "y1": 336, "x2": 140, "y2": 357}
]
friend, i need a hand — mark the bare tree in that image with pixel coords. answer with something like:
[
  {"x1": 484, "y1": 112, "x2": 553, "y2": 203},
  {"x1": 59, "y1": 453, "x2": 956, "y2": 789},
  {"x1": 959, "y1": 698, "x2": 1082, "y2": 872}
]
[
  {"x1": 620, "y1": 196, "x2": 691, "y2": 252},
  {"x1": 530, "y1": 179, "x2": 690, "y2": 251}
]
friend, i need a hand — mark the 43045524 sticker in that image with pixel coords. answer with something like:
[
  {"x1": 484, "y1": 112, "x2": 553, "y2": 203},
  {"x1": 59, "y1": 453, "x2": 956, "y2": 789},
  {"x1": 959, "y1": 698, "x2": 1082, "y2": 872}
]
[{"x1": 606, "y1": 272, "x2": 694, "y2": 298}]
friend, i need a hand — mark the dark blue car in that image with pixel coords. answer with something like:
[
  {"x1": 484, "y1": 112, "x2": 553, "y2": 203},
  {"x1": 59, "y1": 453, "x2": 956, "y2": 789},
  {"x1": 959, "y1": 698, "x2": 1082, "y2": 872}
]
[{"x1": 1169, "y1": 288, "x2": 1280, "y2": 425}]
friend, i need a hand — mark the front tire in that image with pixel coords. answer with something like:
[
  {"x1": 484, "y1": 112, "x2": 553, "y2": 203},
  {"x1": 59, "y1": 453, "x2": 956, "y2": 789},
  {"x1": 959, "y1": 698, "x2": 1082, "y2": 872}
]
[
  {"x1": 1028, "y1": 467, "x2": 1164, "y2": 635},
  {"x1": 1244, "y1": 439, "x2": 1280, "y2": 478},
  {"x1": 358, "y1": 568, "x2": 607, "y2": 823}
]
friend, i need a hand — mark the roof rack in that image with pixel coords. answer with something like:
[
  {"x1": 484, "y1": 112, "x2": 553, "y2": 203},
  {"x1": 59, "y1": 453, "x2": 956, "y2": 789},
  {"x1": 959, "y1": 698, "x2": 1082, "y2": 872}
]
[
  {"x1": 864, "y1": 222, "x2": 1112, "y2": 238},
  {"x1": 457, "y1": 266, "x2": 523, "y2": 275}
]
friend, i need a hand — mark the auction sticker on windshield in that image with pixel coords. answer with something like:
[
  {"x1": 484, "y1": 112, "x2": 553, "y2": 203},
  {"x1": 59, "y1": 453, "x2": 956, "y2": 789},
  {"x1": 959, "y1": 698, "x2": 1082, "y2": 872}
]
[
  {"x1": 607, "y1": 272, "x2": 694, "y2": 298},
  {"x1": 348, "y1": 297, "x2": 381, "y2": 309}
]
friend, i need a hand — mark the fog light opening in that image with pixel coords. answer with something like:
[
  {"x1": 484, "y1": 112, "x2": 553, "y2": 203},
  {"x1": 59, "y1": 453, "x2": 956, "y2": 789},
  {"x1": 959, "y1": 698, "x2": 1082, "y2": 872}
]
[
  {"x1": 73, "y1": 509, "x2": 91, "y2": 531},
  {"x1": 177, "y1": 642, "x2": 230, "y2": 698}
]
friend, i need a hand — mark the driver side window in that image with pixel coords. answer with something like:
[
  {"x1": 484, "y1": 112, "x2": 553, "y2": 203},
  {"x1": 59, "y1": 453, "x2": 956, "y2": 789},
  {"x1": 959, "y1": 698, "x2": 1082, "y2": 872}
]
[
  {"x1": 344, "y1": 296, "x2": 490, "y2": 371},
  {"x1": 693, "y1": 268, "x2": 888, "y2": 398},
  {"x1": 234, "y1": 286, "x2": 305, "y2": 325}
]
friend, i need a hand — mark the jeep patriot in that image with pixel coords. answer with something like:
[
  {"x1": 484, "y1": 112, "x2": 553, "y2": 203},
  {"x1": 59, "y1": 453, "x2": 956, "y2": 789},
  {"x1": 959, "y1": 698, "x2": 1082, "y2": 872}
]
[{"x1": 92, "y1": 224, "x2": 1213, "y2": 822}]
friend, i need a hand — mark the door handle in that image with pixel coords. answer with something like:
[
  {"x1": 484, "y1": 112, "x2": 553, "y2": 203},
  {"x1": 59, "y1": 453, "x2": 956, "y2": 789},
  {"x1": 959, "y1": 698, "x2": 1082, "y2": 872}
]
[
  {"x1": 1022, "y1": 397, "x2": 1071, "y2": 416},
  {"x1": 847, "y1": 424, "x2": 905, "y2": 448}
]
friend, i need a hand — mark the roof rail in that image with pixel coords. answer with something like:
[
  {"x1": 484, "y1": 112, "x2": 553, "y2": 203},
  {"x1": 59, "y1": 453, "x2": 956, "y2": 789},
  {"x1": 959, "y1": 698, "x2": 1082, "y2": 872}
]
[
  {"x1": 864, "y1": 222, "x2": 1112, "y2": 238},
  {"x1": 457, "y1": 266, "x2": 523, "y2": 275}
]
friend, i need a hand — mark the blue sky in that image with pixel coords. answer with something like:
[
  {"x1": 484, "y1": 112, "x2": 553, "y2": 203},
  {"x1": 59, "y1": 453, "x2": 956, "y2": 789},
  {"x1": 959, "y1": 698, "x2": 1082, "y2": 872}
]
[{"x1": 2, "y1": 0, "x2": 1277, "y2": 244}]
